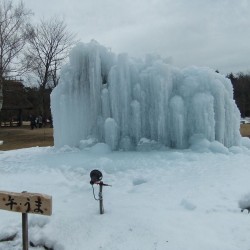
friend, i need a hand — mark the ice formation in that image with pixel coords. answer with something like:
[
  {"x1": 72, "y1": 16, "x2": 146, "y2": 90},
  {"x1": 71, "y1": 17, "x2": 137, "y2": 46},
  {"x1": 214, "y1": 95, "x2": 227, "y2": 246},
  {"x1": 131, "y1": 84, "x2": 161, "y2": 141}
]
[{"x1": 51, "y1": 41, "x2": 241, "y2": 150}]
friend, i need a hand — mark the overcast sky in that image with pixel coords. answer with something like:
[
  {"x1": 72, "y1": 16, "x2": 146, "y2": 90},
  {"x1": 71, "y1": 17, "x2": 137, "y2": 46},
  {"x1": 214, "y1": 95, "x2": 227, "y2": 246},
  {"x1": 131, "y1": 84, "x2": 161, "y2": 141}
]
[{"x1": 24, "y1": 0, "x2": 250, "y2": 74}]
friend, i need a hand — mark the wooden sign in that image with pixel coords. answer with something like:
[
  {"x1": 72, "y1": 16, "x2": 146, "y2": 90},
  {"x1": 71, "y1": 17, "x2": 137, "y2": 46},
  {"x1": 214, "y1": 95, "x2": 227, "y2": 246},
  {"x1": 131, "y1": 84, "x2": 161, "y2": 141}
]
[{"x1": 0, "y1": 191, "x2": 52, "y2": 216}]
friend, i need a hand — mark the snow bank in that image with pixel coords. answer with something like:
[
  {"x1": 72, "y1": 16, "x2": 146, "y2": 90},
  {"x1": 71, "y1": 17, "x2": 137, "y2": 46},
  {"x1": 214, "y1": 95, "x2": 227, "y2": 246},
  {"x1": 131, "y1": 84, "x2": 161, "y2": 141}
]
[
  {"x1": 241, "y1": 137, "x2": 250, "y2": 149},
  {"x1": 51, "y1": 41, "x2": 241, "y2": 150},
  {"x1": 1, "y1": 147, "x2": 250, "y2": 250}
]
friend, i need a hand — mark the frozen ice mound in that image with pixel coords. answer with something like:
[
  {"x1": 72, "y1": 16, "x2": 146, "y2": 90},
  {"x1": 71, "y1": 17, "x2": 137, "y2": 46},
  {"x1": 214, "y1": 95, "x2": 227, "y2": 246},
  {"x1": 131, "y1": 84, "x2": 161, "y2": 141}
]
[{"x1": 51, "y1": 40, "x2": 241, "y2": 150}]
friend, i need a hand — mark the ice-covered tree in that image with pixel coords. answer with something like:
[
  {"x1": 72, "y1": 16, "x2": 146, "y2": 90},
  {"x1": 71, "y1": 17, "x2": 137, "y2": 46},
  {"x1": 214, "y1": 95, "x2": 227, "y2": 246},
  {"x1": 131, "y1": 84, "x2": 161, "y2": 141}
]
[{"x1": 51, "y1": 42, "x2": 241, "y2": 150}]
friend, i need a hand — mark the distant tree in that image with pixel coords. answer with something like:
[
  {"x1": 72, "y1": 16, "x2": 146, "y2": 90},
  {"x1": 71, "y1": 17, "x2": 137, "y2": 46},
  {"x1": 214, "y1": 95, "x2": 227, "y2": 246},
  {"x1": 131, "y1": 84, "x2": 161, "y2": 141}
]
[
  {"x1": 23, "y1": 86, "x2": 52, "y2": 120},
  {"x1": 24, "y1": 17, "x2": 76, "y2": 116},
  {"x1": 0, "y1": 0, "x2": 32, "y2": 111},
  {"x1": 227, "y1": 72, "x2": 235, "y2": 81},
  {"x1": 227, "y1": 72, "x2": 250, "y2": 117}
]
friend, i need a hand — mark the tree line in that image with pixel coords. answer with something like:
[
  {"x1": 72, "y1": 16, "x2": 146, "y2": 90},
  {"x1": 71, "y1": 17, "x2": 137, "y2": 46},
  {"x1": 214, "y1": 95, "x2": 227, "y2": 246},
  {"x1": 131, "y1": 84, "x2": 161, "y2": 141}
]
[
  {"x1": 0, "y1": 0, "x2": 76, "y2": 115},
  {"x1": 227, "y1": 73, "x2": 250, "y2": 117}
]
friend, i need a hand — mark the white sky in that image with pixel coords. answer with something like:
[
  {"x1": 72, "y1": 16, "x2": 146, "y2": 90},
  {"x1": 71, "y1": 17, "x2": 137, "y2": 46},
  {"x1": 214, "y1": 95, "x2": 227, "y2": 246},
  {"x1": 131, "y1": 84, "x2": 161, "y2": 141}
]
[{"x1": 23, "y1": 0, "x2": 250, "y2": 74}]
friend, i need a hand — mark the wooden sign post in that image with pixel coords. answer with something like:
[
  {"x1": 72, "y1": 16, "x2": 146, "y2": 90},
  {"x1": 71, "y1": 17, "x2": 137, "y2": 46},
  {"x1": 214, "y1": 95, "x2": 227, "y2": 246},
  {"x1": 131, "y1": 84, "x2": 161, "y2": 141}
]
[{"x1": 0, "y1": 191, "x2": 52, "y2": 250}]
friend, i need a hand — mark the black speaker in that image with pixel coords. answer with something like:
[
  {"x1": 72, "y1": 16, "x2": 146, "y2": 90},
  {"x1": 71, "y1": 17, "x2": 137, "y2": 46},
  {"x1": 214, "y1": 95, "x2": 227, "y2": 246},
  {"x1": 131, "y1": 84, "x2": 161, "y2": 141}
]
[{"x1": 90, "y1": 170, "x2": 103, "y2": 185}]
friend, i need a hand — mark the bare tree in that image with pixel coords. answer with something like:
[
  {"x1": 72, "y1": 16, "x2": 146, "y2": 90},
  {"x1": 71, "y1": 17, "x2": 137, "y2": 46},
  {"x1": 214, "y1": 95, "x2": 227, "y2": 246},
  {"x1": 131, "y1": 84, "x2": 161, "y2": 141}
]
[
  {"x1": 0, "y1": 0, "x2": 31, "y2": 110},
  {"x1": 25, "y1": 17, "x2": 76, "y2": 116}
]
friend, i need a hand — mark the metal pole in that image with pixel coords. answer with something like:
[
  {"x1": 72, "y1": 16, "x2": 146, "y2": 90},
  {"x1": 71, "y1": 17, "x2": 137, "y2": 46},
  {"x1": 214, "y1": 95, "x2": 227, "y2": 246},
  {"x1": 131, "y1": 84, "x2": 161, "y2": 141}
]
[
  {"x1": 22, "y1": 213, "x2": 28, "y2": 250},
  {"x1": 99, "y1": 182, "x2": 104, "y2": 214},
  {"x1": 22, "y1": 191, "x2": 28, "y2": 250}
]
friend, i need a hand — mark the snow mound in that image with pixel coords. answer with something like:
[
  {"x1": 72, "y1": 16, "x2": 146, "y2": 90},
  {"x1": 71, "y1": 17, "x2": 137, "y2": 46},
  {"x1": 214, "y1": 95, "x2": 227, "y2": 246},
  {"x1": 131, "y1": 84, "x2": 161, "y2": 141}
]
[
  {"x1": 180, "y1": 199, "x2": 197, "y2": 211},
  {"x1": 79, "y1": 138, "x2": 97, "y2": 149},
  {"x1": 89, "y1": 143, "x2": 111, "y2": 154},
  {"x1": 136, "y1": 138, "x2": 165, "y2": 151},
  {"x1": 51, "y1": 41, "x2": 241, "y2": 151},
  {"x1": 241, "y1": 137, "x2": 250, "y2": 149}
]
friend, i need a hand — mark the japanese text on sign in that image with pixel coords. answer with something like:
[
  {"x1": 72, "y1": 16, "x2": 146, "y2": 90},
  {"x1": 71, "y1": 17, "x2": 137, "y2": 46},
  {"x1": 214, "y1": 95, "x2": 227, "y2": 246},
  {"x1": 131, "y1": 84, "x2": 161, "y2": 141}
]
[{"x1": 0, "y1": 191, "x2": 52, "y2": 216}]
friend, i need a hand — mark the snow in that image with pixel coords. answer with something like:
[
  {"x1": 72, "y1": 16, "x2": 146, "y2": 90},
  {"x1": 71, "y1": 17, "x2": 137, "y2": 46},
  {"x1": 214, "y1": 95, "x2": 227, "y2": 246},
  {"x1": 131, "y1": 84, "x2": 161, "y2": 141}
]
[
  {"x1": 51, "y1": 41, "x2": 241, "y2": 150},
  {"x1": 240, "y1": 117, "x2": 250, "y2": 124},
  {"x1": 2, "y1": 41, "x2": 250, "y2": 249},
  {"x1": 1, "y1": 146, "x2": 250, "y2": 250}
]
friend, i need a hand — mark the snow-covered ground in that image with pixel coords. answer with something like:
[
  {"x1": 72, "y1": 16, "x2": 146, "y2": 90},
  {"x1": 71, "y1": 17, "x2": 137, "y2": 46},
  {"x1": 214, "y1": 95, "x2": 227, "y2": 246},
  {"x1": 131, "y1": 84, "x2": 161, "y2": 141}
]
[
  {"x1": 1, "y1": 145, "x2": 250, "y2": 250},
  {"x1": 241, "y1": 117, "x2": 250, "y2": 124}
]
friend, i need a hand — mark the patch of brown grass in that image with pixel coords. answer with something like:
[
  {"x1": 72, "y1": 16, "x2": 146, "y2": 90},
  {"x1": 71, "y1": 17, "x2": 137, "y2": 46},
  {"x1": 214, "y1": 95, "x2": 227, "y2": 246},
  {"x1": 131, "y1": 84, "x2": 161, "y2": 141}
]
[
  {"x1": 0, "y1": 126, "x2": 53, "y2": 151},
  {"x1": 240, "y1": 124, "x2": 250, "y2": 137}
]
